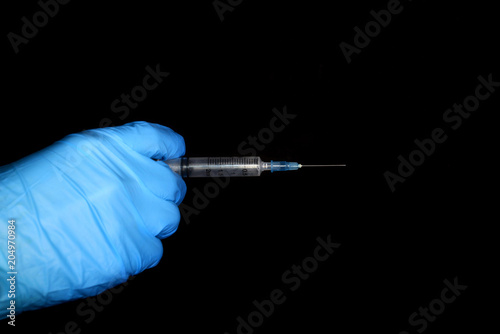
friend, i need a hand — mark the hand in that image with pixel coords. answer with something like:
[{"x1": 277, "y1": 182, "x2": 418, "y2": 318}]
[{"x1": 0, "y1": 121, "x2": 186, "y2": 316}]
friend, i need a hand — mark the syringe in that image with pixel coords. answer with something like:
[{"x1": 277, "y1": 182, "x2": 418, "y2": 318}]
[{"x1": 163, "y1": 156, "x2": 345, "y2": 177}]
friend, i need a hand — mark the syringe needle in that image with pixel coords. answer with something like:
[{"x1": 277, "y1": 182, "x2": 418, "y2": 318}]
[{"x1": 300, "y1": 164, "x2": 346, "y2": 167}]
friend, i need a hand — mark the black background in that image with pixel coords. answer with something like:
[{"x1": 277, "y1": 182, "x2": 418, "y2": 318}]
[{"x1": 1, "y1": 0, "x2": 498, "y2": 333}]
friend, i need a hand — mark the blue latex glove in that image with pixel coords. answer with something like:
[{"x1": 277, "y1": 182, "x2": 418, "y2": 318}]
[{"x1": 0, "y1": 121, "x2": 186, "y2": 317}]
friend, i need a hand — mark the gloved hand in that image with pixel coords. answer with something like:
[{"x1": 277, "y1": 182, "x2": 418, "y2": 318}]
[{"x1": 0, "y1": 121, "x2": 186, "y2": 317}]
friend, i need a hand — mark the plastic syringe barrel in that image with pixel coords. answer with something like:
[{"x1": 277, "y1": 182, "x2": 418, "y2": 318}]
[{"x1": 164, "y1": 157, "x2": 263, "y2": 177}]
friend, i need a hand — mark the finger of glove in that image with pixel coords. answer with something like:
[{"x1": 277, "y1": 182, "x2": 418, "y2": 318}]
[
  {"x1": 99, "y1": 121, "x2": 185, "y2": 160},
  {"x1": 142, "y1": 237, "x2": 164, "y2": 271},
  {"x1": 126, "y1": 157, "x2": 187, "y2": 205},
  {"x1": 133, "y1": 191, "x2": 183, "y2": 239},
  {"x1": 127, "y1": 235, "x2": 165, "y2": 274},
  {"x1": 91, "y1": 121, "x2": 187, "y2": 203}
]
